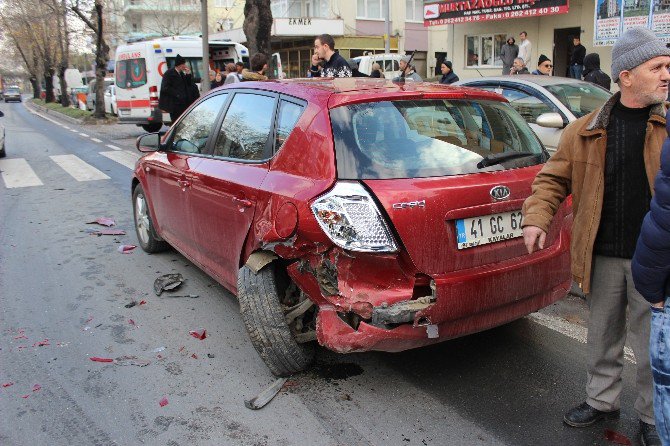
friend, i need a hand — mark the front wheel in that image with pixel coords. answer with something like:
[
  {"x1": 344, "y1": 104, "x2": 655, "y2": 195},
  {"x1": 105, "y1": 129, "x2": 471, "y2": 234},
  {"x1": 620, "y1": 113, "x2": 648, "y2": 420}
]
[
  {"x1": 132, "y1": 184, "x2": 168, "y2": 253},
  {"x1": 238, "y1": 264, "x2": 315, "y2": 376},
  {"x1": 141, "y1": 123, "x2": 162, "y2": 133}
]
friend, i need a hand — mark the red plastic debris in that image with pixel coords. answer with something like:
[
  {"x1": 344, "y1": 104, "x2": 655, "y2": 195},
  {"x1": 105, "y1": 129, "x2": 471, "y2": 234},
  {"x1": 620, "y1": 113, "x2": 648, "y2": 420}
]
[
  {"x1": 89, "y1": 357, "x2": 114, "y2": 363},
  {"x1": 604, "y1": 429, "x2": 632, "y2": 445},
  {"x1": 191, "y1": 353, "x2": 198, "y2": 359},
  {"x1": 2, "y1": 382, "x2": 14, "y2": 388},
  {"x1": 85, "y1": 315, "x2": 94, "y2": 323},
  {"x1": 87, "y1": 217, "x2": 115, "y2": 227},
  {"x1": 129, "y1": 319, "x2": 136, "y2": 326},
  {"x1": 178, "y1": 346, "x2": 185, "y2": 352},
  {"x1": 32, "y1": 384, "x2": 41, "y2": 392},
  {"x1": 21, "y1": 394, "x2": 30, "y2": 399},
  {"x1": 117, "y1": 245, "x2": 137, "y2": 254},
  {"x1": 189, "y1": 330, "x2": 207, "y2": 340},
  {"x1": 139, "y1": 300, "x2": 147, "y2": 305},
  {"x1": 159, "y1": 396, "x2": 169, "y2": 407},
  {"x1": 32, "y1": 339, "x2": 50, "y2": 347}
]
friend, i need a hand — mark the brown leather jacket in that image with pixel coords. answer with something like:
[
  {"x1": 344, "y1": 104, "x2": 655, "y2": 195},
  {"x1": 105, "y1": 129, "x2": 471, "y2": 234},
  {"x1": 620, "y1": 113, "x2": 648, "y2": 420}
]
[{"x1": 522, "y1": 92, "x2": 665, "y2": 293}]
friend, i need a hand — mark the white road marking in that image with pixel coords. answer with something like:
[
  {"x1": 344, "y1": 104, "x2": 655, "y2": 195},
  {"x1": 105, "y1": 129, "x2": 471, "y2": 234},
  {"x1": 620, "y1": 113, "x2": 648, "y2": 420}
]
[
  {"x1": 62, "y1": 126, "x2": 71, "y2": 130},
  {"x1": 528, "y1": 312, "x2": 637, "y2": 364},
  {"x1": 100, "y1": 150, "x2": 139, "y2": 170},
  {"x1": 50, "y1": 155, "x2": 110, "y2": 181},
  {"x1": 70, "y1": 129, "x2": 78, "y2": 133},
  {"x1": 90, "y1": 138, "x2": 102, "y2": 143},
  {"x1": 0, "y1": 159, "x2": 44, "y2": 188},
  {"x1": 78, "y1": 133, "x2": 89, "y2": 137},
  {"x1": 106, "y1": 144, "x2": 122, "y2": 151}
]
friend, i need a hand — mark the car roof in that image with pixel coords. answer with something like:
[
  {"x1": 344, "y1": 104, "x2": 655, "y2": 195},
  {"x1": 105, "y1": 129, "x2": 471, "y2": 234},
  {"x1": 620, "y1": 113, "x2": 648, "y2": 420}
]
[
  {"x1": 456, "y1": 75, "x2": 593, "y2": 88},
  {"x1": 225, "y1": 78, "x2": 507, "y2": 108}
]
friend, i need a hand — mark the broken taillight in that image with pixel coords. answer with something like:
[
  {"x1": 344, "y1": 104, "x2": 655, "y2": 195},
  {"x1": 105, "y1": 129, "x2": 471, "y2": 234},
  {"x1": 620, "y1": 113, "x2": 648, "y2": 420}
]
[{"x1": 311, "y1": 181, "x2": 397, "y2": 252}]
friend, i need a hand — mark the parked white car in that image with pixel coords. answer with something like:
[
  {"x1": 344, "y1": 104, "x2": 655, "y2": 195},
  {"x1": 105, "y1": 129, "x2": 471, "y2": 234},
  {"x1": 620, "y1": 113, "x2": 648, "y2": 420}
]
[
  {"x1": 86, "y1": 78, "x2": 115, "y2": 111},
  {"x1": 453, "y1": 76, "x2": 612, "y2": 153},
  {"x1": 104, "y1": 85, "x2": 117, "y2": 115}
]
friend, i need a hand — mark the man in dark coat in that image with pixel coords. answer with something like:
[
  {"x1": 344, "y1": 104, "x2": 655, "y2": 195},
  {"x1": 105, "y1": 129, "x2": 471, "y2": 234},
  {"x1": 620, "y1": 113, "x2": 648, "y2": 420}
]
[
  {"x1": 583, "y1": 53, "x2": 611, "y2": 91},
  {"x1": 632, "y1": 108, "x2": 670, "y2": 445},
  {"x1": 159, "y1": 54, "x2": 199, "y2": 123},
  {"x1": 439, "y1": 61, "x2": 459, "y2": 84},
  {"x1": 500, "y1": 35, "x2": 518, "y2": 76},
  {"x1": 309, "y1": 34, "x2": 352, "y2": 77},
  {"x1": 570, "y1": 36, "x2": 587, "y2": 79}
]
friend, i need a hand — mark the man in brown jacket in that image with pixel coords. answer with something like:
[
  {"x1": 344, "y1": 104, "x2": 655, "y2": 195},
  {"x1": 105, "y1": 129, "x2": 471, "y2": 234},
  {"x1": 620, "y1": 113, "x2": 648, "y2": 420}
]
[{"x1": 522, "y1": 27, "x2": 670, "y2": 446}]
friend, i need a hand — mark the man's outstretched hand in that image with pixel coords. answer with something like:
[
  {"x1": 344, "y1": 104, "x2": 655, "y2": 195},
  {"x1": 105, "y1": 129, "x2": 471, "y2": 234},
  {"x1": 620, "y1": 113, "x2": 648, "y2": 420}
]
[{"x1": 523, "y1": 226, "x2": 547, "y2": 254}]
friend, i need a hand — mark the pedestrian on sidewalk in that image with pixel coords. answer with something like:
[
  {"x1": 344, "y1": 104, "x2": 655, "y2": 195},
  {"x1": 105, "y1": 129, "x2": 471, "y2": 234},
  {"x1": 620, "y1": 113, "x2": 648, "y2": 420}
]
[
  {"x1": 158, "y1": 54, "x2": 199, "y2": 123},
  {"x1": 583, "y1": 53, "x2": 611, "y2": 91},
  {"x1": 393, "y1": 55, "x2": 423, "y2": 82},
  {"x1": 500, "y1": 35, "x2": 518, "y2": 76},
  {"x1": 518, "y1": 31, "x2": 532, "y2": 68},
  {"x1": 224, "y1": 63, "x2": 243, "y2": 84},
  {"x1": 510, "y1": 57, "x2": 530, "y2": 75},
  {"x1": 439, "y1": 61, "x2": 459, "y2": 84},
  {"x1": 632, "y1": 108, "x2": 670, "y2": 445},
  {"x1": 241, "y1": 53, "x2": 269, "y2": 81},
  {"x1": 309, "y1": 34, "x2": 352, "y2": 78},
  {"x1": 570, "y1": 36, "x2": 587, "y2": 79},
  {"x1": 521, "y1": 27, "x2": 670, "y2": 446},
  {"x1": 532, "y1": 55, "x2": 552, "y2": 75}
]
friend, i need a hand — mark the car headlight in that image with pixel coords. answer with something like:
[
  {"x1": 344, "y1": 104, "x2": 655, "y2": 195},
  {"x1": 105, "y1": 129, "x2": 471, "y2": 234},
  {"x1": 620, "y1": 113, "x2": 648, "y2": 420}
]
[{"x1": 311, "y1": 181, "x2": 398, "y2": 252}]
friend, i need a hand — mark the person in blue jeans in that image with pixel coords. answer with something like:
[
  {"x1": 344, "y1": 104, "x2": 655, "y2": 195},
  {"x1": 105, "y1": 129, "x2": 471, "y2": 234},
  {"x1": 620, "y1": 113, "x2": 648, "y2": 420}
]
[{"x1": 632, "y1": 108, "x2": 670, "y2": 445}]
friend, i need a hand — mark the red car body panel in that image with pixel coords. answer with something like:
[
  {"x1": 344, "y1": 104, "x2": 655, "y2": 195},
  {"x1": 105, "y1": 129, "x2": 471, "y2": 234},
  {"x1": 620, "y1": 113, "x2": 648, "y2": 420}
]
[{"x1": 133, "y1": 79, "x2": 573, "y2": 355}]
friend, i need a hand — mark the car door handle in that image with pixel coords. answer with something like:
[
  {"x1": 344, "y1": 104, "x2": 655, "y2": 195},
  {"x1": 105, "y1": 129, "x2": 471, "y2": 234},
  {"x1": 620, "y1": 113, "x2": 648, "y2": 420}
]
[
  {"x1": 232, "y1": 197, "x2": 252, "y2": 208},
  {"x1": 177, "y1": 179, "x2": 191, "y2": 188}
]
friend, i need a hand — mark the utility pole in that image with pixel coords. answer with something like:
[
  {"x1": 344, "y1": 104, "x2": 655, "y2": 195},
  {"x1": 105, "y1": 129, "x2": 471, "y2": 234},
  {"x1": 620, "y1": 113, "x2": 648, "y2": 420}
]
[
  {"x1": 384, "y1": 0, "x2": 390, "y2": 53},
  {"x1": 201, "y1": 0, "x2": 209, "y2": 93}
]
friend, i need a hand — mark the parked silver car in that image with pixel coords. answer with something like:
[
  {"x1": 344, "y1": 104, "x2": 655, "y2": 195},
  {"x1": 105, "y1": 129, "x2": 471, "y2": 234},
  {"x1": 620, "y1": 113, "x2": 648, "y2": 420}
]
[{"x1": 453, "y1": 76, "x2": 612, "y2": 153}]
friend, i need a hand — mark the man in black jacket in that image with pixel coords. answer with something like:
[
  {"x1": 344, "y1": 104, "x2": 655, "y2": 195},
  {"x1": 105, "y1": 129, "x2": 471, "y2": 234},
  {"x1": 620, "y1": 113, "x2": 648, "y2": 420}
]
[
  {"x1": 582, "y1": 53, "x2": 611, "y2": 91},
  {"x1": 309, "y1": 34, "x2": 352, "y2": 78},
  {"x1": 159, "y1": 54, "x2": 199, "y2": 123},
  {"x1": 570, "y1": 36, "x2": 587, "y2": 79}
]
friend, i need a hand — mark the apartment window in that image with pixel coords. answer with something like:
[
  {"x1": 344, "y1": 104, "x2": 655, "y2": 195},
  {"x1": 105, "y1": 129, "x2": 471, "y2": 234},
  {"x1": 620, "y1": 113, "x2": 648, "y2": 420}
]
[
  {"x1": 465, "y1": 34, "x2": 506, "y2": 68},
  {"x1": 215, "y1": 0, "x2": 234, "y2": 7},
  {"x1": 405, "y1": 0, "x2": 422, "y2": 21},
  {"x1": 271, "y1": 0, "x2": 300, "y2": 17},
  {"x1": 357, "y1": 0, "x2": 383, "y2": 18}
]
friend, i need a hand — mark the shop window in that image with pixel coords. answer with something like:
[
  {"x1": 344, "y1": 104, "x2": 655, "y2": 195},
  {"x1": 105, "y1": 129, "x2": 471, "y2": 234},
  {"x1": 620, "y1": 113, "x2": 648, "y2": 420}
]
[
  {"x1": 465, "y1": 34, "x2": 506, "y2": 68},
  {"x1": 215, "y1": 0, "x2": 234, "y2": 7},
  {"x1": 405, "y1": 0, "x2": 422, "y2": 21},
  {"x1": 357, "y1": 0, "x2": 383, "y2": 18}
]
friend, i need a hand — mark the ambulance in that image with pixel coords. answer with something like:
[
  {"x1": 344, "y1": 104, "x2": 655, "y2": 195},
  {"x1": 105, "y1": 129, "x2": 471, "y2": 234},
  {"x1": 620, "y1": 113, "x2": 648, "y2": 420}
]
[{"x1": 114, "y1": 36, "x2": 249, "y2": 132}]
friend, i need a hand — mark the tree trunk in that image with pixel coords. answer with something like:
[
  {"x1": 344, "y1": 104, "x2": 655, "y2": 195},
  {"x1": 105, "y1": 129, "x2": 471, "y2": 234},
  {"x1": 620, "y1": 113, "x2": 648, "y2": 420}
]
[
  {"x1": 58, "y1": 65, "x2": 71, "y2": 107},
  {"x1": 58, "y1": 0, "x2": 71, "y2": 107},
  {"x1": 44, "y1": 62, "x2": 56, "y2": 103},
  {"x1": 93, "y1": 0, "x2": 109, "y2": 119},
  {"x1": 243, "y1": 0, "x2": 272, "y2": 58},
  {"x1": 30, "y1": 76, "x2": 41, "y2": 99}
]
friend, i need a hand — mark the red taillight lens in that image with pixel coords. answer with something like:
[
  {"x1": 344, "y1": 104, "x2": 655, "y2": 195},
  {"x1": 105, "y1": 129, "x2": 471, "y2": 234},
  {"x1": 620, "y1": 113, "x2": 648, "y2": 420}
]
[{"x1": 149, "y1": 85, "x2": 158, "y2": 107}]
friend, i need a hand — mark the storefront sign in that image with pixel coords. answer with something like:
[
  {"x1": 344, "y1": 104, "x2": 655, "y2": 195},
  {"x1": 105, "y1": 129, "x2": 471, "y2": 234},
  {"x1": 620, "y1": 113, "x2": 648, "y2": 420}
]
[
  {"x1": 594, "y1": 0, "x2": 670, "y2": 46},
  {"x1": 423, "y1": 0, "x2": 569, "y2": 26},
  {"x1": 274, "y1": 18, "x2": 344, "y2": 36}
]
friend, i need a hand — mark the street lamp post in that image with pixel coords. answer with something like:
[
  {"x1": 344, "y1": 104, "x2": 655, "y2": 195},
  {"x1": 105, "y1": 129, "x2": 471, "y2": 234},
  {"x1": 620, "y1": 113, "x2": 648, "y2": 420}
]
[{"x1": 201, "y1": 0, "x2": 210, "y2": 93}]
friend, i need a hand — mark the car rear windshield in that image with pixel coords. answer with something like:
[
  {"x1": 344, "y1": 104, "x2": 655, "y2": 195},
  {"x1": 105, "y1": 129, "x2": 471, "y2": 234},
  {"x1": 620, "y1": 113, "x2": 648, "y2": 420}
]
[
  {"x1": 543, "y1": 82, "x2": 611, "y2": 118},
  {"x1": 116, "y1": 58, "x2": 147, "y2": 89},
  {"x1": 331, "y1": 99, "x2": 546, "y2": 179},
  {"x1": 7, "y1": 88, "x2": 19, "y2": 94}
]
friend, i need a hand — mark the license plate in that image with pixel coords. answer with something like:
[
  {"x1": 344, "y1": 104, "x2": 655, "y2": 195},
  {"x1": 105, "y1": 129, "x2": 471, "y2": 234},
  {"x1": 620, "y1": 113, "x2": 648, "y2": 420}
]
[
  {"x1": 119, "y1": 109, "x2": 130, "y2": 116},
  {"x1": 455, "y1": 211, "x2": 523, "y2": 249}
]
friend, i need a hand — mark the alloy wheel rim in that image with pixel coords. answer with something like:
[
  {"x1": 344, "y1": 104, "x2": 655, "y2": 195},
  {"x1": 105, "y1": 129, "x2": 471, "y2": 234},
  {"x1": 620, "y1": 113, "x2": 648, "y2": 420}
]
[{"x1": 135, "y1": 193, "x2": 150, "y2": 245}]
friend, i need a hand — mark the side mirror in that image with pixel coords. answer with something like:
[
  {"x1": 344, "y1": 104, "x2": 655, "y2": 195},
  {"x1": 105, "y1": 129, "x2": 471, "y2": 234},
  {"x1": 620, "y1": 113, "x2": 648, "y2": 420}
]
[
  {"x1": 136, "y1": 133, "x2": 161, "y2": 153},
  {"x1": 536, "y1": 112, "x2": 566, "y2": 129}
]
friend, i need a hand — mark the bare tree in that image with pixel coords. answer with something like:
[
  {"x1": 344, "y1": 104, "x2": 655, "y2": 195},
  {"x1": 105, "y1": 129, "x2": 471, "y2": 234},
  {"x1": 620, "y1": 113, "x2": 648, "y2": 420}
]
[
  {"x1": 141, "y1": 0, "x2": 201, "y2": 36},
  {"x1": 46, "y1": 0, "x2": 72, "y2": 107},
  {"x1": 72, "y1": 0, "x2": 109, "y2": 119},
  {"x1": 243, "y1": 0, "x2": 272, "y2": 58}
]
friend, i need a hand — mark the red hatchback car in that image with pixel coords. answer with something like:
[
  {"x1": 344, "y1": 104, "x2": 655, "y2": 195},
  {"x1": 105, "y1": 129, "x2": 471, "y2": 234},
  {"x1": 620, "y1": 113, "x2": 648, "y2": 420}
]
[{"x1": 133, "y1": 78, "x2": 572, "y2": 376}]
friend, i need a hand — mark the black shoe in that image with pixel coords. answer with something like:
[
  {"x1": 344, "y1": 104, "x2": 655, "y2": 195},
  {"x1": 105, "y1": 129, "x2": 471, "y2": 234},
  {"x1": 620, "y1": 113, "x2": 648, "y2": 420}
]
[
  {"x1": 563, "y1": 402, "x2": 620, "y2": 427},
  {"x1": 640, "y1": 420, "x2": 661, "y2": 446}
]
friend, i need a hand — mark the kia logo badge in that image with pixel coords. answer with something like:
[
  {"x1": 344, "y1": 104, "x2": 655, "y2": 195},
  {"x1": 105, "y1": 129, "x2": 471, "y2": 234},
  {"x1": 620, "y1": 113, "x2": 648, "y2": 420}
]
[{"x1": 490, "y1": 185, "x2": 510, "y2": 201}]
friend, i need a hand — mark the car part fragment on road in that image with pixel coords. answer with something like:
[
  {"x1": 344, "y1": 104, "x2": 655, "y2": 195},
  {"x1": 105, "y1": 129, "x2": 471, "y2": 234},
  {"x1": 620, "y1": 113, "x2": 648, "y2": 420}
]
[
  {"x1": 32, "y1": 384, "x2": 41, "y2": 392},
  {"x1": 604, "y1": 429, "x2": 632, "y2": 445},
  {"x1": 85, "y1": 228, "x2": 126, "y2": 236},
  {"x1": 153, "y1": 273, "x2": 184, "y2": 296},
  {"x1": 89, "y1": 357, "x2": 114, "y2": 363},
  {"x1": 152, "y1": 346, "x2": 166, "y2": 353},
  {"x1": 86, "y1": 217, "x2": 116, "y2": 227},
  {"x1": 2, "y1": 382, "x2": 14, "y2": 388},
  {"x1": 124, "y1": 301, "x2": 137, "y2": 308},
  {"x1": 244, "y1": 377, "x2": 288, "y2": 410},
  {"x1": 114, "y1": 355, "x2": 151, "y2": 367},
  {"x1": 159, "y1": 396, "x2": 169, "y2": 407},
  {"x1": 189, "y1": 329, "x2": 206, "y2": 340},
  {"x1": 117, "y1": 244, "x2": 136, "y2": 254},
  {"x1": 160, "y1": 294, "x2": 199, "y2": 298}
]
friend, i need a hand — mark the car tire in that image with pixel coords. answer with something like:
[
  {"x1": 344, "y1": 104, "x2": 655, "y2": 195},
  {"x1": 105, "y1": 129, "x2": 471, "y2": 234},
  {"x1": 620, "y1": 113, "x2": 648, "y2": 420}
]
[
  {"x1": 238, "y1": 264, "x2": 315, "y2": 376},
  {"x1": 141, "y1": 123, "x2": 162, "y2": 133},
  {"x1": 132, "y1": 184, "x2": 169, "y2": 253}
]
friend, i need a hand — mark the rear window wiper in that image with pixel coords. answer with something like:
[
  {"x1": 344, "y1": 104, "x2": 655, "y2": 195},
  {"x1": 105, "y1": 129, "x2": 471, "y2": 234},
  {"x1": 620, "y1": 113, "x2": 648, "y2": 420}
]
[{"x1": 477, "y1": 151, "x2": 537, "y2": 168}]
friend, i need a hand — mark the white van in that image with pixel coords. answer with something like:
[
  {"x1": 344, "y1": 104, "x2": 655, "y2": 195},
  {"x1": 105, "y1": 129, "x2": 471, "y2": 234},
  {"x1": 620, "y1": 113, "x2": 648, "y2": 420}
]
[
  {"x1": 53, "y1": 68, "x2": 84, "y2": 102},
  {"x1": 352, "y1": 54, "x2": 404, "y2": 79},
  {"x1": 114, "y1": 36, "x2": 249, "y2": 132}
]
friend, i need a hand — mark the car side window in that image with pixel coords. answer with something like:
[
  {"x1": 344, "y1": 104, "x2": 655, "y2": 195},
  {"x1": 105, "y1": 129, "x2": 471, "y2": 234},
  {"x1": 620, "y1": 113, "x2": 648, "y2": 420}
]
[
  {"x1": 498, "y1": 88, "x2": 555, "y2": 123},
  {"x1": 275, "y1": 100, "x2": 305, "y2": 152},
  {"x1": 213, "y1": 93, "x2": 276, "y2": 160},
  {"x1": 169, "y1": 94, "x2": 228, "y2": 154}
]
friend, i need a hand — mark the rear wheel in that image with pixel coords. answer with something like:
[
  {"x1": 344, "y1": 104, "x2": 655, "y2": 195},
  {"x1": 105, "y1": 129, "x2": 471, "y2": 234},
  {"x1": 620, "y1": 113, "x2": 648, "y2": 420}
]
[
  {"x1": 132, "y1": 184, "x2": 168, "y2": 253},
  {"x1": 238, "y1": 263, "x2": 315, "y2": 376},
  {"x1": 141, "y1": 123, "x2": 162, "y2": 132}
]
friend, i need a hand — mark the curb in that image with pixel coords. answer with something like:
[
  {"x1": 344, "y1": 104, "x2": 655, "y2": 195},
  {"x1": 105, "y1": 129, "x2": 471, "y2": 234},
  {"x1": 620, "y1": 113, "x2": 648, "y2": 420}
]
[{"x1": 26, "y1": 100, "x2": 86, "y2": 125}]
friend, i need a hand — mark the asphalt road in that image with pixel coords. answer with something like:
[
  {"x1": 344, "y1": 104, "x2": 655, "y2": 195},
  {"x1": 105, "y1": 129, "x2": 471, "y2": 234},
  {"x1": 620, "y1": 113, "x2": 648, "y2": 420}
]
[{"x1": 0, "y1": 99, "x2": 646, "y2": 446}]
